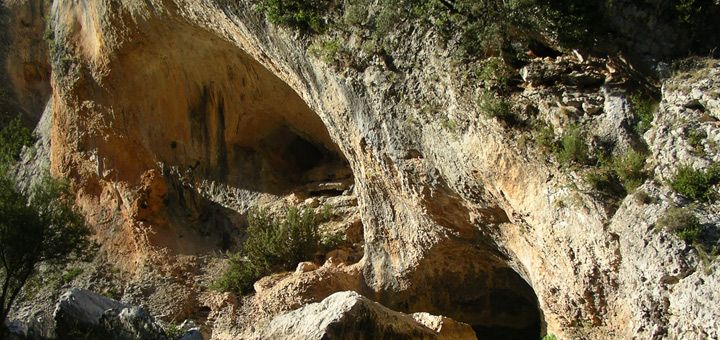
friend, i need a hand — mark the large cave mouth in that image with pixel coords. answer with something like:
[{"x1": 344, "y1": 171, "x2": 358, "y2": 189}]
[
  {"x1": 389, "y1": 246, "x2": 544, "y2": 339},
  {"x1": 405, "y1": 189, "x2": 544, "y2": 338},
  {"x1": 425, "y1": 261, "x2": 542, "y2": 339},
  {"x1": 467, "y1": 267, "x2": 542, "y2": 339},
  {"x1": 102, "y1": 21, "x2": 352, "y2": 196}
]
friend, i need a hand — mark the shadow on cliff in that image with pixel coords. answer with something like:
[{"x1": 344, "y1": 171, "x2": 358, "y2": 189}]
[{"x1": 0, "y1": 0, "x2": 52, "y2": 127}]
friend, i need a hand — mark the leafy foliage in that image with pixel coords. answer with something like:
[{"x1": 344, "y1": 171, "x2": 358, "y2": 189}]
[
  {"x1": 584, "y1": 149, "x2": 648, "y2": 202},
  {"x1": 0, "y1": 120, "x2": 92, "y2": 323},
  {"x1": 584, "y1": 167, "x2": 625, "y2": 198},
  {"x1": 556, "y1": 125, "x2": 590, "y2": 166},
  {"x1": 477, "y1": 57, "x2": 515, "y2": 89},
  {"x1": 670, "y1": 164, "x2": 720, "y2": 202},
  {"x1": 657, "y1": 207, "x2": 702, "y2": 243},
  {"x1": 478, "y1": 90, "x2": 515, "y2": 125},
  {"x1": 60, "y1": 267, "x2": 83, "y2": 285},
  {"x1": 534, "y1": 123, "x2": 556, "y2": 152},
  {"x1": 163, "y1": 322, "x2": 185, "y2": 340},
  {"x1": 0, "y1": 116, "x2": 33, "y2": 167},
  {"x1": 629, "y1": 94, "x2": 658, "y2": 135},
  {"x1": 611, "y1": 149, "x2": 648, "y2": 192},
  {"x1": 672, "y1": 0, "x2": 720, "y2": 51},
  {"x1": 0, "y1": 173, "x2": 92, "y2": 322},
  {"x1": 214, "y1": 206, "x2": 331, "y2": 295},
  {"x1": 405, "y1": 0, "x2": 598, "y2": 57},
  {"x1": 308, "y1": 38, "x2": 347, "y2": 64},
  {"x1": 258, "y1": 0, "x2": 330, "y2": 33},
  {"x1": 687, "y1": 128, "x2": 707, "y2": 156}
]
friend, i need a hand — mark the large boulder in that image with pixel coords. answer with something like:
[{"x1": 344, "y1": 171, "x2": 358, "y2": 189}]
[
  {"x1": 2, "y1": 320, "x2": 28, "y2": 340},
  {"x1": 52, "y1": 288, "x2": 169, "y2": 340},
  {"x1": 53, "y1": 288, "x2": 128, "y2": 338},
  {"x1": 257, "y1": 291, "x2": 476, "y2": 339},
  {"x1": 98, "y1": 306, "x2": 168, "y2": 340}
]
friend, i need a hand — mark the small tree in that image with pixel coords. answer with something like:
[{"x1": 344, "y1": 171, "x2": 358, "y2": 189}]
[{"x1": 0, "y1": 118, "x2": 92, "y2": 324}]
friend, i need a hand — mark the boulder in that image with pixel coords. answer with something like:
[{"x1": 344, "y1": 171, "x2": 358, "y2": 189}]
[
  {"x1": 2, "y1": 320, "x2": 28, "y2": 340},
  {"x1": 53, "y1": 288, "x2": 168, "y2": 339},
  {"x1": 412, "y1": 313, "x2": 479, "y2": 340},
  {"x1": 98, "y1": 306, "x2": 167, "y2": 340},
  {"x1": 176, "y1": 320, "x2": 203, "y2": 340},
  {"x1": 178, "y1": 329, "x2": 203, "y2": 340},
  {"x1": 295, "y1": 261, "x2": 320, "y2": 273},
  {"x1": 257, "y1": 291, "x2": 476, "y2": 339},
  {"x1": 53, "y1": 288, "x2": 128, "y2": 338}
]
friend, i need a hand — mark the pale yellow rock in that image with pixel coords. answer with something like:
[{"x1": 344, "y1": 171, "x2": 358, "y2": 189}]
[{"x1": 295, "y1": 262, "x2": 319, "y2": 274}]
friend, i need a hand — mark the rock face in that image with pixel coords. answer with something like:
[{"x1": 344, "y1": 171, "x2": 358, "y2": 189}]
[
  {"x1": 257, "y1": 291, "x2": 475, "y2": 339},
  {"x1": 0, "y1": 0, "x2": 51, "y2": 123},
  {"x1": 2, "y1": 0, "x2": 719, "y2": 339}
]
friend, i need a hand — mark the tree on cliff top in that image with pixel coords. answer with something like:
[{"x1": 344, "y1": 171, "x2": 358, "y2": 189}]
[{"x1": 0, "y1": 117, "x2": 92, "y2": 325}]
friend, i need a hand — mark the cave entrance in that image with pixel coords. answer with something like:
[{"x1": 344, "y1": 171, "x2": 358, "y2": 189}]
[
  {"x1": 94, "y1": 20, "x2": 355, "y2": 254},
  {"x1": 105, "y1": 20, "x2": 354, "y2": 197},
  {"x1": 255, "y1": 125, "x2": 351, "y2": 194},
  {"x1": 467, "y1": 267, "x2": 541, "y2": 339},
  {"x1": 398, "y1": 239, "x2": 543, "y2": 339}
]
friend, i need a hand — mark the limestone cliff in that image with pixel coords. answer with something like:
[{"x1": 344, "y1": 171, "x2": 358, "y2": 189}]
[{"x1": 3, "y1": 0, "x2": 719, "y2": 339}]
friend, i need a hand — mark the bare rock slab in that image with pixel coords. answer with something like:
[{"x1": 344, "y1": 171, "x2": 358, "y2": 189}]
[{"x1": 257, "y1": 291, "x2": 476, "y2": 339}]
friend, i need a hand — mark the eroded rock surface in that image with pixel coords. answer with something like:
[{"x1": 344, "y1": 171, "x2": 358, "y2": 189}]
[
  {"x1": 257, "y1": 291, "x2": 475, "y2": 340},
  {"x1": 53, "y1": 288, "x2": 170, "y2": 340},
  {"x1": 53, "y1": 288, "x2": 128, "y2": 337},
  {"x1": 2, "y1": 0, "x2": 719, "y2": 339}
]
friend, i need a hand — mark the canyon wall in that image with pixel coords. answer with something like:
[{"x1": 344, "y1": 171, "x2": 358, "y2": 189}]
[{"x1": 3, "y1": 0, "x2": 719, "y2": 338}]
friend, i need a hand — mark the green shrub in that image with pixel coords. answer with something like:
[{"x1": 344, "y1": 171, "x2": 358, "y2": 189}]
[
  {"x1": 0, "y1": 116, "x2": 33, "y2": 167},
  {"x1": 612, "y1": 150, "x2": 648, "y2": 192},
  {"x1": 60, "y1": 267, "x2": 83, "y2": 285},
  {"x1": 479, "y1": 91, "x2": 515, "y2": 125},
  {"x1": 0, "y1": 172, "x2": 93, "y2": 322},
  {"x1": 214, "y1": 206, "x2": 330, "y2": 295},
  {"x1": 441, "y1": 117, "x2": 458, "y2": 132},
  {"x1": 343, "y1": 3, "x2": 367, "y2": 26},
  {"x1": 670, "y1": 164, "x2": 720, "y2": 202},
  {"x1": 477, "y1": 57, "x2": 515, "y2": 89},
  {"x1": 309, "y1": 38, "x2": 345, "y2": 64},
  {"x1": 657, "y1": 207, "x2": 702, "y2": 243},
  {"x1": 320, "y1": 232, "x2": 346, "y2": 251},
  {"x1": 687, "y1": 128, "x2": 707, "y2": 155},
  {"x1": 258, "y1": 0, "x2": 330, "y2": 33},
  {"x1": 163, "y1": 322, "x2": 185, "y2": 340},
  {"x1": 362, "y1": 0, "x2": 599, "y2": 60},
  {"x1": 634, "y1": 190, "x2": 656, "y2": 205},
  {"x1": 535, "y1": 123, "x2": 556, "y2": 152},
  {"x1": 556, "y1": 125, "x2": 590, "y2": 166},
  {"x1": 584, "y1": 167, "x2": 625, "y2": 198},
  {"x1": 676, "y1": 0, "x2": 701, "y2": 23},
  {"x1": 583, "y1": 149, "x2": 648, "y2": 200},
  {"x1": 629, "y1": 94, "x2": 658, "y2": 135},
  {"x1": 542, "y1": 334, "x2": 558, "y2": 340},
  {"x1": 375, "y1": 5, "x2": 397, "y2": 36}
]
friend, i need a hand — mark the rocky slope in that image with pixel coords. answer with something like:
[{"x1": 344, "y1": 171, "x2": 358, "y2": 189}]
[{"x1": 2, "y1": 0, "x2": 719, "y2": 339}]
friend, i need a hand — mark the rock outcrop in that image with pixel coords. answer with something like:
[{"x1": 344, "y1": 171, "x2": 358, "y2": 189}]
[
  {"x1": 53, "y1": 288, "x2": 169, "y2": 340},
  {"x1": 53, "y1": 288, "x2": 129, "y2": 338},
  {"x1": 257, "y1": 291, "x2": 475, "y2": 339},
  {"x1": 98, "y1": 307, "x2": 168, "y2": 340},
  {"x1": 2, "y1": 0, "x2": 719, "y2": 339}
]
